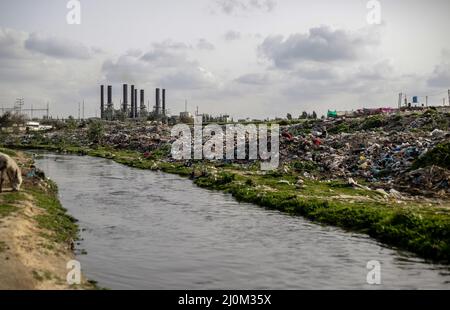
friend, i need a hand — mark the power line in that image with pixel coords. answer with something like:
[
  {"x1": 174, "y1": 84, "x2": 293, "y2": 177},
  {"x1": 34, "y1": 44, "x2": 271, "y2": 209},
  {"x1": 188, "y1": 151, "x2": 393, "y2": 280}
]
[{"x1": 404, "y1": 90, "x2": 448, "y2": 98}]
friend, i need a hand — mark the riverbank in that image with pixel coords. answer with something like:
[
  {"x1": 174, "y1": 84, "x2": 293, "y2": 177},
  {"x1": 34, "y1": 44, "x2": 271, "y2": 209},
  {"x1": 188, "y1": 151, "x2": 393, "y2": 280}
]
[
  {"x1": 0, "y1": 148, "x2": 95, "y2": 289},
  {"x1": 5, "y1": 143, "x2": 450, "y2": 263}
]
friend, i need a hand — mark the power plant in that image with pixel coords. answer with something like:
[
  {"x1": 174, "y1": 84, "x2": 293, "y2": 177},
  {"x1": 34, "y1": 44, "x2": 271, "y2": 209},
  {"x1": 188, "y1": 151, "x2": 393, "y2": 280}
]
[{"x1": 99, "y1": 84, "x2": 167, "y2": 121}]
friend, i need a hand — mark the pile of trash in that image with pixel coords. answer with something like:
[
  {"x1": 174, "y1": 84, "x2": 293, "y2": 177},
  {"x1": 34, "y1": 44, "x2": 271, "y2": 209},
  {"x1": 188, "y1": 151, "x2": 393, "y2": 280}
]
[
  {"x1": 4, "y1": 122, "x2": 172, "y2": 154},
  {"x1": 277, "y1": 110, "x2": 450, "y2": 197},
  {"x1": 2, "y1": 109, "x2": 450, "y2": 197},
  {"x1": 395, "y1": 165, "x2": 450, "y2": 197},
  {"x1": 102, "y1": 124, "x2": 170, "y2": 152},
  {"x1": 281, "y1": 129, "x2": 449, "y2": 181}
]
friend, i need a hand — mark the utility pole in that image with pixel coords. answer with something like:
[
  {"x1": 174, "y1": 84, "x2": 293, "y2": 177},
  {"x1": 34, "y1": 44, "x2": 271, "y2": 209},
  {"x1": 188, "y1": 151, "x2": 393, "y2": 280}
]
[
  {"x1": 426, "y1": 96, "x2": 428, "y2": 107},
  {"x1": 15, "y1": 98, "x2": 24, "y2": 114},
  {"x1": 78, "y1": 102, "x2": 80, "y2": 120},
  {"x1": 448, "y1": 89, "x2": 450, "y2": 107},
  {"x1": 82, "y1": 100, "x2": 85, "y2": 120}
]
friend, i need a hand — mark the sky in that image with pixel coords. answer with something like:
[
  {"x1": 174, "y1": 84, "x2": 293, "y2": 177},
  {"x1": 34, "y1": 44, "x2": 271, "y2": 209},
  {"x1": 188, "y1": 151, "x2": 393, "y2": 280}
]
[{"x1": 0, "y1": 0, "x2": 449, "y2": 119}]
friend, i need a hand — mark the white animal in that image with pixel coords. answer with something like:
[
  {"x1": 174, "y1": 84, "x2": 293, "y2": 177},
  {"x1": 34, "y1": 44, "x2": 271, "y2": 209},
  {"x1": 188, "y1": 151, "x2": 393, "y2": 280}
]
[{"x1": 0, "y1": 152, "x2": 22, "y2": 192}]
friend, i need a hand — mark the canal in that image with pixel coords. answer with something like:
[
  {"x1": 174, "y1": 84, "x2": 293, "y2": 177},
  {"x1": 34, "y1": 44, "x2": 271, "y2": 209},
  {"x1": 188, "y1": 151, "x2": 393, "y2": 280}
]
[{"x1": 35, "y1": 153, "x2": 450, "y2": 289}]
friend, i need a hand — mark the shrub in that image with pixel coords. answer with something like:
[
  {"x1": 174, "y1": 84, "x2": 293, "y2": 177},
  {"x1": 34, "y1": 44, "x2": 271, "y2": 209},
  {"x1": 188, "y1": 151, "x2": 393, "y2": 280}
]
[
  {"x1": 412, "y1": 142, "x2": 450, "y2": 169},
  {"x1": 87, "y1": 121, "x2": 104, "y2": 144},
  {"x1": 361, "y1": 116, "x2": 384, "y2": 130}
]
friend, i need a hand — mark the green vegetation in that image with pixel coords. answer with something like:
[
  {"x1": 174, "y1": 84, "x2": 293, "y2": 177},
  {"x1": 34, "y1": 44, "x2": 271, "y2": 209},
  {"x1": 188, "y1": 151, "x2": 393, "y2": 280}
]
[
  {"x1": 328, "y1": 122, "x2": 351, "y2": 134},
  {"x1": 87, "y1": 121, "x2": 104, "y2": 143},
  {"x1": 0, "y1": 192, "x2": 22, "y2": 223},
  {"x1": 361, "y1": 116, "x2": 384, "y2": 130},
  {"x1": 413, "y1": 142, "x2": 450, "y2": 170},
  {"x1": 0, "y1": 112, "x2": 25, "y2": 129},
  {"x1": 0, "y1": 204, "x2": 18, "y2": 218},
  {"x1": 1, "y1": 191, "x2": 26, "y2": 204},
  {"x1": 0, "y1": 147, "x2": 17, "y2": 157},
  {"x1": 32, "y1": 269, "x2": 54, "y2": 282},
  {"x1": 290, "y1": 160, "x2": 318, "y2": 172},
  {"x1": 25, "y1": 181, "x2": 78, "y2": 244},
  {"x1": 0, "y1": 160, "x2": 78, "y2": 244},
  {"x1": 149, "y1": 143, "x2": 171, "y2": 160}
]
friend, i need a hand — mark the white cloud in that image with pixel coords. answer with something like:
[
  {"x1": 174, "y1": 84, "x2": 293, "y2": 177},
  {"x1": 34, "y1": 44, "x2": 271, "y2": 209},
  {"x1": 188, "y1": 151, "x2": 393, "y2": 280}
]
[
  {"x1": 224, "y1": 30, "x2": 241, "y2": 41},
  {"x1": 25, "y1": 33, "x2": 92, "y2": 59},
  {"x1": 235, "y1": 73, "x2": 275, "y2": 85},
  {"x1": 259, "y1": 26, "x2": 380, "y2": 69},
  {"x1": 427, "y1": 50, "x2": 450, "y2": 88},
  {"x1": 0, "y1": 27, "x2": 28, "y2": 59},
  {"x1": 215, "y1": 0, "x2": 276, "y2": 15},
  {"x1": 0, "y1": 27, "x2": 102, "y2": 117},
  {"x1": 102, "y1": 40, "x2": 219, "y2": 90},
  {"x1": 355, "y1": 60, "x2": 395, "y2": 81},
  {"x1": 197, "y1": 38, "x2": 215, "y2": 50}
]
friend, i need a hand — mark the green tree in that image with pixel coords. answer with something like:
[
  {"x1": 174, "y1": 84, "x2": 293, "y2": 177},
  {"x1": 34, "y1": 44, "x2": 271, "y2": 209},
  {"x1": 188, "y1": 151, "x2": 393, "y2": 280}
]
[
  {"x1": 65, "y1": 116, "x2": 77, "y2": 131},
  {"x1": 0, "y1": 112, "x2": 25, "y2": 128},
  {"x1": 88, "y1": 121, "x2": 104, "y2": 144}
]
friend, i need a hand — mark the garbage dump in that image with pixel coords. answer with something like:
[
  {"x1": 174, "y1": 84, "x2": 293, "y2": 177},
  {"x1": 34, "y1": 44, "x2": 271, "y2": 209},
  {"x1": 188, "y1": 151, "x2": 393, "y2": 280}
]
[{"x1": 1, "y1": 108, "x2": 449, "y2": 198}]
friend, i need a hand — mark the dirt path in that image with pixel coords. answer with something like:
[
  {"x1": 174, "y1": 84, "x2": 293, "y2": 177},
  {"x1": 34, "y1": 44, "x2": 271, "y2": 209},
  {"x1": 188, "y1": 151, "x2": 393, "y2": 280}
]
[{"x1": 0, "y1": 149, "x2": 93, "y2": 290}]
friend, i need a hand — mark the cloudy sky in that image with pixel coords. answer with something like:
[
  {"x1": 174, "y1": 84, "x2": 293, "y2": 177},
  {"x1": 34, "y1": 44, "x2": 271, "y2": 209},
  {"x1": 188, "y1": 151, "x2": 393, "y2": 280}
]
[{"x1": 0, "y1": 0, "x2": 449, "y2": 119}]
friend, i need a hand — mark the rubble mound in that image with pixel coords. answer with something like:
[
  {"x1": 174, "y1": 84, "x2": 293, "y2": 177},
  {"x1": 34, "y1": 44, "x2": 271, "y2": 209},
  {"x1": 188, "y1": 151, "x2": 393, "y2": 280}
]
[
  {"x1": 412, "y1": 141, "x2": 450, "y2": 170},
  {"x1": 396, "y1": 165, "x2": 450, "y2": 197}
]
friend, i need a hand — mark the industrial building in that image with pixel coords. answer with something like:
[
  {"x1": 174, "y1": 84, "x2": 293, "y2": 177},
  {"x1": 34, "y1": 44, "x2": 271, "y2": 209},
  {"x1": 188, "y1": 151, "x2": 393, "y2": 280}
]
[{"x1": 99, "y1": 84, "x2": 167, "y2": 121}]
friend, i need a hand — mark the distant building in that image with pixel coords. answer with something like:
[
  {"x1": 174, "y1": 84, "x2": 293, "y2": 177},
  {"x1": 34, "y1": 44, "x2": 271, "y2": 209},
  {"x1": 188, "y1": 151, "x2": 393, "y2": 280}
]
[
  {"x1": 25, "y1": 121, "x2": 52, "y2": 131},
  {"x1": 180, "y1": 111, "x2": 192, "y2": 119}
]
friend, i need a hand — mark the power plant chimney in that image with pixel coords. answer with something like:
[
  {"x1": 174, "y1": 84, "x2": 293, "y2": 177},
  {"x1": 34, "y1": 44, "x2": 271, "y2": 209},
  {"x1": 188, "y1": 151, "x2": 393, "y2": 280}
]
[
  {"x1": 123, "y1": 84, "x2": 128, "y2": 113},
  {"x1": 155, "y1": 88, "x2": 161, "y2": 115},
  {"x1": 100, "y1": 85, "x2": 104, "y2": 119},
  {"x1": 134, "y1": 88, "x2": 138, "y2": 118},
  {"x1": 130, "y1": 85, "x2": 135, "y2": 118},
  {"x1": 140, "y1": 89, "x2": 145, "y2": 112},
  {"x1": 107, "y1": 85, "x2": 112, "y2": 106},
  {"x1": 162, "y1": 89, "x2": 166, "y2": 115}
]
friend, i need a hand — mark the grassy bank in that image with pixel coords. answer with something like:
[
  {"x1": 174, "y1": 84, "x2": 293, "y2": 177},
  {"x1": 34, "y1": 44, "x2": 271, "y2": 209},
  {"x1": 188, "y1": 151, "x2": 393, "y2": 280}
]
[
  {"x1": 0, "y1": 147, "x2": 96, "y2": 289},
  {"x1": 4, "y1": 143, "x2": 450, "y2": 263},
  {"x1": 0, "y1": 147, "x2": 79, "y2": 244}
]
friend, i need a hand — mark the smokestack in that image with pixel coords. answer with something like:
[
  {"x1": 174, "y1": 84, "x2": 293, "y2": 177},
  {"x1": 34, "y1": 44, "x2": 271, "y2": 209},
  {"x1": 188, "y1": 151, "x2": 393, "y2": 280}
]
[
  {"x1": 100, "y1": 85, "x2": 104, "y2": 119},
  {"x1": 134, "y1": 88, "x2": 138, "y2": 118},
  {"x1": 140, "y1": 89, "x2": 145, "y2": 110},
  {"x1": 155, "y1": 88, "x2": 160, "y2": 115},
  {"x1": 162, "y1": 89, "x2": 166, "y2": 115},
  {"x1": 130, "y1": 85, "x2": 135, "y2": 118},
  {"x1": 123, "y1": 84, "x2": 128, "y2": 113},
  {"x1": 107, "y1": 85, "x2": 112, "y2": 105}
]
